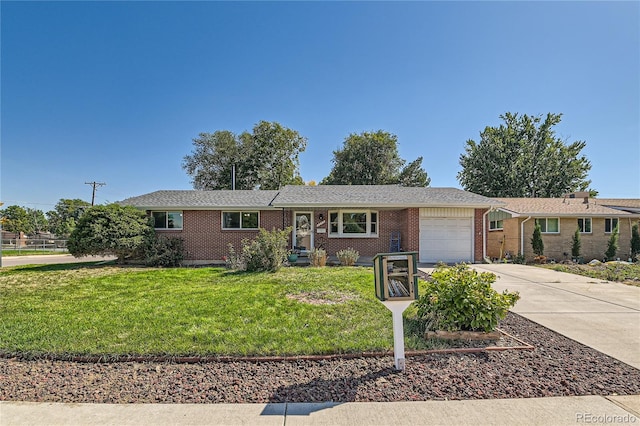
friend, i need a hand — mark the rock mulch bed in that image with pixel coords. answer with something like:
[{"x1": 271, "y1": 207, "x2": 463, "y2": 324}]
[{"x1": 1, "y1": 313, "x2": 639, "y2": 403}]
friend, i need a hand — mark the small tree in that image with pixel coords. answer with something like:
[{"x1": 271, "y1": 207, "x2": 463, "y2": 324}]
[
  {"x1": 571, "y1": 227, "x2": 581, "y2": 260},
  {"x1": 531, "y1": 223, "x2": 544, "y2": 257},
  {"x1": 605, "y1": 225, "x2": 619, "y2": 261},
  {"x1": 630, "y1": 223, "x2": 640, "y2": 262},
  {"x1": 68, "y1": 204, "x2": 153, "y2": 263}
]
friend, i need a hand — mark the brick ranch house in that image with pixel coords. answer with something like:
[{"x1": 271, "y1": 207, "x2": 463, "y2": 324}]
[
  {"x1": 120, "y1": 185, "x2": 504, "y2": 265},
  {"x1": 487, "y1": 195, "x2": 640, "y2": 262}
]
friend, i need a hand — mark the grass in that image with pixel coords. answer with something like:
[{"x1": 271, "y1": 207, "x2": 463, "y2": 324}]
[
  {"x1": 0, "y1": 263, "x2": 432, "y2": 357},
  {"x1": 539, "y1": 262, "x2": 640, "y2": 287}
]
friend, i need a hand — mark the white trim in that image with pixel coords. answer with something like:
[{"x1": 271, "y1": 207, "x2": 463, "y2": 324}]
[
  {"x1": 535, "y1": 217, "x2": 560, "y2": 234},
  {"x1": 293, "y1": 211, "x2": 314, "y2": 251},
  {"x1": 328, "y1": 209, "x2": 379, "y2": 238}
]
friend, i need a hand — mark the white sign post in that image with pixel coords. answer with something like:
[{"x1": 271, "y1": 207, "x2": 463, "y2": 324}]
[{"x1": 381, "y1": 300, "x2": 413, "y2": 371}]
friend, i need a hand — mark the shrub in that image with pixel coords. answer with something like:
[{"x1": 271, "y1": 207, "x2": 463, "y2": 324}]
[
  {"x1": 226, "y1": 227, "x2": 291, "y2": 272},
  {"x1": 531, "y1": 223, "x2": 544, "y2": 257},
  {"x1": 68, "y1": 204, "x2": 153, "y2": 263},
  {"x1": 630, "y1": 224, "x2": 640, "y2": 262},
  {"x1": 571, "y1": 227, "x2": 581, "y2": 259},
  {"x1": 309, "y1": 248, "x2": 327, "y2": 267},
  {"x1": 414, "y1": 264, "x2": 520, "y2": 332},
  {"x1": 605, "y1": 225, "x2": 619, "y2": 261},
  {"x1": 144, "y1": 235, "x2": 185, "y2": 267},
  {"x1": 336, "y1": 247, "x2": 359, "y2": 266}
]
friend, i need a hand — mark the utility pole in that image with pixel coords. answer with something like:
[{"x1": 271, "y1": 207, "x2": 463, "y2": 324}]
[{"x1": 85, "y1": 182, "x2": 106, "y2": 206}]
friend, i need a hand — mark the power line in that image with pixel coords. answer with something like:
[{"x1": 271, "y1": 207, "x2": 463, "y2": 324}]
[{"x1": 85, "y1": 182, "x2": 106, "y2": 206}]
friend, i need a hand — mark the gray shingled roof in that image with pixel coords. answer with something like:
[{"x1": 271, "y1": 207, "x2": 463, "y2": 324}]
[
  {"x1": 496, "y1": 198, "x2": 639, "y2": 217},
  {"x1": 119, "y1": 186, "x2": 504, "y2": 210},
  {"x1": 119, "y1": 190, "x2": 280, "y2": 209},
  {"x1": 272, "y1": 185, "x2": 503, "y2": 208}
]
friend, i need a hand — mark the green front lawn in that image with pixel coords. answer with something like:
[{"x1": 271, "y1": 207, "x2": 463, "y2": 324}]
[{"x1": 0, "y1": 264, "x2": 422, "y2": 357}]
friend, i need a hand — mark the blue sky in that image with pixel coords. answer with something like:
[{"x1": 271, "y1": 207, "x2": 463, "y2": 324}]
[{"x1": 1, "y1": 1, "x2": 639, "y2": 211}]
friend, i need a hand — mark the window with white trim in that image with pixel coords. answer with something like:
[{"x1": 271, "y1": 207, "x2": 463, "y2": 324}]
[
  {"x1": 605, "y1": 218, "x2": 619, "y2": 234},
  {"x1": 489, "y1": 220, "x2": 504, "y2": 230},
  {"x1": 577, "y1": 218, "x2": 592, "y2": 233},
  {"x1": 328, "y1": 210, "x2": 378, "y2": 237},
  {"x1": 222, "y1": 211, "x2": 259, "y2": 230},
  {"x1": 535, "y1": 218, "x2": 559, "y2": 233},
  {"x1": 152, "y1": 211, "x2": 183, "y2": 230}
]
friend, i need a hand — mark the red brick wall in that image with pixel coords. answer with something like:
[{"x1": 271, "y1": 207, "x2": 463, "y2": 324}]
[
  {"x1": 156, "y1": 208, "x2": 416, "y2": 262},
  {"x1": 156, "y1": 207, "x2": 488, "y2": 263},
  {"x1": 156, "y1": 210, "x2": 285, "y2": 262},
  {"x1": 474, "y1": 209, "x2": 487, "y2": 262}
]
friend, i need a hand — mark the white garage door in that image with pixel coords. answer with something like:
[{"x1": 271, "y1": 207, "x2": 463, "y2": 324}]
[{"x1": 419, "y1": 209, "x2": 473, "y2": 263}]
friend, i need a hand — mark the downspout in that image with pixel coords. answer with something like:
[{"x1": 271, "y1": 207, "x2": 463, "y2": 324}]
[{"x1": 520, "y1": 216, "x2": 533, "y2": 256}]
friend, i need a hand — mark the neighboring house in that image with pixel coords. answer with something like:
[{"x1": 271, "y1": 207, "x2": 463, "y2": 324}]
[
  {"x1": 487, "y1": 196, "x2": 640, "y2": 262},
  {"x1": 119, "y1": 185, "x2": 504, "y2": 265}
]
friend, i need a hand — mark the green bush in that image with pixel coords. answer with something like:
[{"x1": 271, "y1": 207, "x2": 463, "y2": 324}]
[
  {"x1": 227, "y1": 227, "x2": 291, "y2": 272},
  {"x1": 414, "y1": 264, "x2": 520, "y2": 332},
  {"x1": 630, "y1": 224, "x2": 640, "y2": 262},
  {"x1": 605, "y1": 225, "x2": 619, "y2": 261},
  {"x1": 336, "y1": 247, "x2": 359, "y2": 266},
  {"x1": 144, "y1": 235, "x2": 185, "y2": 267},
  {"x1": 571, "y1": 227, "x2": 581, "y2": 259},
  {"x1": 309, "y1": 248, "x2": 327, "y2": 267},
  {"x1": 531, "y1": 224, "x2": 544, "y2": 257},
  {"x1": 68, "y1": 204, "x2": 153, "y2": 263}
]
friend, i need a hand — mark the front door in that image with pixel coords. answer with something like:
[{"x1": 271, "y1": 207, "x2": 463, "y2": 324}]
[{"x1": 294, "y1": 212, "x2": 313, "y2": 252}]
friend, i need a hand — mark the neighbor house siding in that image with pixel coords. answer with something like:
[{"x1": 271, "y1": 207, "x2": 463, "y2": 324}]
[
  {"x1": 520, "y1": 217, "x2": 636, "y2": 262},
  {"x1": 487, "y1": 217, "x2": 520, "y2": 260}
]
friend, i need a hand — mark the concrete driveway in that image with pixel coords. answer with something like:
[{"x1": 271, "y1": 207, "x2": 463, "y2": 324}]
[{"x1": 472, "y1": 263, "x2": 640, "y2": 369}]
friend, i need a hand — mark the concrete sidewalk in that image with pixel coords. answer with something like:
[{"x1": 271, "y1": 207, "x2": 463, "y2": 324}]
[
  {"x1": 472, "y1": 263, "x2": 640, "y2": 369},
  {"x1": 2, "y1": 396, "x2": 639, "y2": 425}
]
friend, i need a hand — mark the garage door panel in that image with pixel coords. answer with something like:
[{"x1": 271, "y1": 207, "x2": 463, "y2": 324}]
[{"x1": 419, "y1": 216, "x2": 473, "y2": 263}]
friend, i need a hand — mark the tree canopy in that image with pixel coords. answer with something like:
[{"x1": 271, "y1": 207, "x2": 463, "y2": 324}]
[
  {"x1": 46, "y1": 199, "x2": 91, "y2": 238},
  {"x1": 321, "y1": 130, "x2": 430, "y2": 186},
  {"x1": 182, "y1": 121, "x2": 307, "y2": 190},
  {"x1": 68, "y1": 204, "x2": 153, "y2": 262},
  {"x1": 457, "y1": 113, "x2": 592, "y2": 197},
  {"x1": 0, "y1": 205, "x2": 48, "y2": 235}
]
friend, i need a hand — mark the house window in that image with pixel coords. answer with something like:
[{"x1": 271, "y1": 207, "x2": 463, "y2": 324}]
[
  {"x1": 535, "y1": 218, "x2": 559, "y2": 233},
  {"x1": 328, "y1": 210, "x2": 379, "y2": 237},
  {"x1": 152, "y1": 211, "x2": 183, "y2": 230},
  {"x1": 222, "y1": 211, "x2": 259, "y2": 230},
  {"x1": 578, "y1": 218, "x2": 592, "y2": 233},
  {"x1": 605, "y1": 218, "x2": 619, "y2": 233},
  {"x1": 489, "y1": 220, "x2": 504, "y2": 230}
]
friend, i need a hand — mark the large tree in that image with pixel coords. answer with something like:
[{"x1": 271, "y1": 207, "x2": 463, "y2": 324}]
[
  {"x1": 0, "y1": 205, "x2": 47, "y2": 235},
  {"x1": 182, "y1": 121, "x2": 307, "y2": 190},
  {"x1": 321, "y1": 130, "x2": 430, "y2": 186},
  {"x1": 68, "y1": 204, "x2": 153, "y2": 263},
  {"x1": 46, "y1": 199, "x2": 91, "y2": 238},
  {"x1": 457, "y1": 113, "x2": 592, "y2": 197}
]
